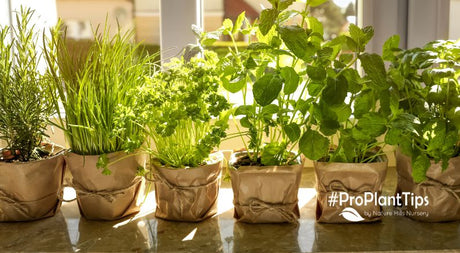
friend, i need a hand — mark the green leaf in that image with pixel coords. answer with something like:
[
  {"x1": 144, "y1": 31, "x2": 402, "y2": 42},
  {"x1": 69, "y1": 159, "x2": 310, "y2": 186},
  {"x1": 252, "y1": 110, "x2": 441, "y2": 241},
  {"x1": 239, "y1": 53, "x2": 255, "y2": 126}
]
[
  {"x1": 279, "y1": 25, "x2": 314, "y2": 60},
  {"x1": 280, "y1": 66, "x2": 299, "y2": 94},
  {"x1": 261, "y1": 142, "x2": 286, "y2": 166},
  {"x1": 351, "y1": 128, "x2": 373, "y2": 143},
  {"x1": 222, "y1": 18, "x2": 233, "y2": 35},
  {"x1": 307, "y1": 82, "x2": 324, "y2": 96},
  {"x1": 342, "y1": 68, "x2": 362, "y2": 94},
  {"x1": 253, "y1": 74, "x2": 283, "y2": 106},
  {"x1": 299, "y1": 129, "x2": 330, "y2": 161},
  {"x1": 359, "y1": 53, "x2": 389, "y2": 90},
  {"x1": 332, "y1": 103, "x2": 352, "y2": 122},
  {"x1": 307, "y1": 16, "x2": 323, "y2": 36},
  {"x1": 378, "y1": 89, "x2": 391, "y2": 117},
  {"x1": 233, "y1": 11, "x2": 246, "y2": 35},
  {"x1": 349, "y1": 24, "x2": 374, "y2": 51},
  {"x1": 96, "y1": 154, "x2": 112, "y2": 175},
  {"x1": 296, "y1": 99, "x2": 310, "y2": 115},
  {"x1": 240, "y1": 116, "x2": 252, "y2": 128},
  {"x1": 307, "y1": 65, "x2": 326, "y2": 81},
  {"x1": 382, "y1": 35, "x2": 400, "y2": 61},
  {"x1": 412, "y1": 154, "x2": 431, "y2": 183},
  {"x1": 247, "y1": 42, "x2": 272, "y2": 50},
  {"x1": 354, "y1": 89, "x2": 373, "y2": 118},
  {"x1": 283, "y1": 123, "x2": 301, "y2": 142},
  {"x1": 245, "y1": 56, "x2": 257, "y2": 69},
  {"x1": 235, "y1": 105, "x2": 254, "y2": 116},
  {"x1": 262, "y1": 104, "x2": 279, "y2": 115},
  {"x1": 322, "y1": 75, "x2": 348, "y2": 107},
  {"x1": 320, "y1": 119, "x2": 340, "y2": 136},
  {"x1": 221, "y1": 75, "x2": 246, "y2": 93},
  {"x1": 357, "y1": 112, "x2": 387, "y2": 137},
  {"x1": 307, "y1": 0, "x2": 328, "y2": 7},
  {"x1": 259, "y1": 9, "x2": 278, "y2": 36},
  {"x1": 385, "y1": 127, "x2": 403, "y2": 145},
  {"x1": 339, "y1": 53, "x2": 353, "y2": 64}
]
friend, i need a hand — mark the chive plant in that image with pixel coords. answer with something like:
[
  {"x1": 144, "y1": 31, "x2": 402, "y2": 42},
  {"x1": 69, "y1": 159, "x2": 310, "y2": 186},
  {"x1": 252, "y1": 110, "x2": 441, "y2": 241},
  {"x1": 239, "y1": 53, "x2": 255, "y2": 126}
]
[
  {"x1": 44, "y1": 22, "x2": 156, "y2": 173},
  {"x1": 0, "y1": 8, "x2": 54, "y2": 162}
]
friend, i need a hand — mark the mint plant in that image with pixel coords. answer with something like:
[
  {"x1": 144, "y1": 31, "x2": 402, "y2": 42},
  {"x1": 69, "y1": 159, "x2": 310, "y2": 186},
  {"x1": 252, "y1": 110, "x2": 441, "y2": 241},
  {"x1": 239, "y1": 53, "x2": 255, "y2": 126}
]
[
  {"x1": 141, "y1": 56, "x2": 230, "y2": 168},
  {"x1": 198, "y1": 0, "x2": 390, "y2": 166},
  {"x1": 384, "y1": 38, "x2": 460, "y2": 182},
  {"x1": 0, "y1": 8, "x2": 55, "y2": 161}
]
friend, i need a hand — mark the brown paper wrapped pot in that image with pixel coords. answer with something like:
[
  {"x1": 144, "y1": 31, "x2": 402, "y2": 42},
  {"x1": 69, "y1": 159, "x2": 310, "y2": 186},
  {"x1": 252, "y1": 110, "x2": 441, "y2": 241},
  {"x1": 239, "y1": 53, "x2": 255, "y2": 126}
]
[
  {"x1": 0, "y1": 148, "x2": 65, "y2": 221},
  {"x1": 153, "y1": 152, "x2": 223, "y2": 222},
  {"x1": 230, "y1": 152, "x2": 302, "y2": 224},
  {"x1": 66, "y1": 151, "x2": 145, "y2": 221},
  {"x1": 396, "y1": 151, "x2": 460, "y2": 222},
  {"x1": 314, "y1": 156, "x2": 388, "y2": 223}
]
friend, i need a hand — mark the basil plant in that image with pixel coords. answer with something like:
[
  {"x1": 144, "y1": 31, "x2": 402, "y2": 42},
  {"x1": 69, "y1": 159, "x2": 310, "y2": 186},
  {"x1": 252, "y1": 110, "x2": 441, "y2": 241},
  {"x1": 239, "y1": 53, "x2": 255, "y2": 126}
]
[{"x1": 197, "y1": 0, "x2": 391, "y2": 166}]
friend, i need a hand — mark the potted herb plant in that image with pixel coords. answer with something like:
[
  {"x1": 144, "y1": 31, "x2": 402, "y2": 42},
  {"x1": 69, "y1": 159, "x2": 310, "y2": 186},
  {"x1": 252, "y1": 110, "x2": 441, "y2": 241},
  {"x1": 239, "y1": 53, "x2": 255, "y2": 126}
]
[
  {"x1": 198, "y1": 0, "x2": 328, "y2": 223},
  {"x1": 44, "y1": 23, "x2": 154, "y2": 220},
  {"x1": 0, "y1": 8, "x2": 65, "y2": 221},
  {"x1": 384, "y1": 38, "x2": 460, "y2": 222},
  {"x1": 290, "y1": 16, "x2": 393, "y2": 223},
  {"x1": 141, "y1": 56, "x2": 230, "y2": 222}
]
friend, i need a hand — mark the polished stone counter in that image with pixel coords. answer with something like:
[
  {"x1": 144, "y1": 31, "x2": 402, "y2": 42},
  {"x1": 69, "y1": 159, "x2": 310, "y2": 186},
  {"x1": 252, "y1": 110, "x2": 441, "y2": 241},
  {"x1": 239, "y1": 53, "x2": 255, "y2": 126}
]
[{"x1": 1, "y1": 167, "x2": 459, "y2": 252}]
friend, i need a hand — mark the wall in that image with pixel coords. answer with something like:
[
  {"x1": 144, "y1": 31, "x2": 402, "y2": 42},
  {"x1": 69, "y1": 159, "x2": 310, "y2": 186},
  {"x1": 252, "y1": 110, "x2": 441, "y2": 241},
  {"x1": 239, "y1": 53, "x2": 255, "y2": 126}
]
[
  {"x1": 450, "y1": 0, "x2": 460, "y2": 39},
  {"x1": 56, "y1": 0, "x2": 133, "y2": 39}
]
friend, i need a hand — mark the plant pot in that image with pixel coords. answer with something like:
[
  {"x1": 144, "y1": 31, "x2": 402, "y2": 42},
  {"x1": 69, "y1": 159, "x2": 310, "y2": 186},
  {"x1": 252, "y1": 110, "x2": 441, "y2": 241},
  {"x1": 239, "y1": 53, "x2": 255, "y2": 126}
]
[
  {"x1": 230, "y1": 151, "x2": 302, "y2": 224},
  {"x1": 0, "y1": 146, "x2": 65, "y2": 221},
  {"x1": 66, "y1": 151, "x2": 145, "y2": 221},
  {"x1": 152, "y1": 152, "x2": 223, "y2": 222},
  {"x1": 314, "y1": 155, "x2": 388, "y2": 223},
  {"x1": 395, "y1": 151, "x2": 460, "y2": 222}
]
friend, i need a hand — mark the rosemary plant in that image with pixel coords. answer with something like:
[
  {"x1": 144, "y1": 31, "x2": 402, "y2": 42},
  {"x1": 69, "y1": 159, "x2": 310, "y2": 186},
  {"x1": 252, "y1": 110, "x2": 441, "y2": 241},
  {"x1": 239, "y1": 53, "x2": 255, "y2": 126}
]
[{"x1": 0, "y1": 8, "x2": 54, "y2": 162}]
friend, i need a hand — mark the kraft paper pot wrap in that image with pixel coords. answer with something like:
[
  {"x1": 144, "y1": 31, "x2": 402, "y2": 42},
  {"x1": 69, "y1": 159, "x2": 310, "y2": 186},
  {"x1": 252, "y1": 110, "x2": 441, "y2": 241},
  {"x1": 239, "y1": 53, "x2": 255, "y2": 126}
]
[
  {"x1": 314, "y1": 156, "x2": 388, "y2": 223},
  {"x1": 0, "y1": 145, "x2": 65, "y2": 221},
  {"x1": 230, "y1": 152, "x2": 302, "y2": 224},
  {"x1": 66, "y1": 151, "x2": 145, "y2": 221},
  {"x1": 152, "y1": 152, "x2": 223, "y2": 222},
  {"x1": 396, "y1": 151, "x2": 460, "y2": 222}
]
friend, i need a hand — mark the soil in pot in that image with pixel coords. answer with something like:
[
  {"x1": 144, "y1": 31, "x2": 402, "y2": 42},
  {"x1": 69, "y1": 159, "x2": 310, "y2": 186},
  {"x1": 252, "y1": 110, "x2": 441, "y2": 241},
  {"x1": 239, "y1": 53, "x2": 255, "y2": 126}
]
[
  {"x1": 230, "y1": 151, "x2": 303, "y2": 224},
  {"x1": 152, "y1": 152, "x2": 223, "y2": 222},
  {"x1": 315, "y1": 155, "x2": 388, "y2": 223},
  {"x1": 0, "y1": 144, "x2": 66, "y2": 221},
  {"x1": 396, "y1": 151, "x2": 460, "y2": 222},
  {"x1": 66, "y1": 151, "x2": 145, "y2": 221}
]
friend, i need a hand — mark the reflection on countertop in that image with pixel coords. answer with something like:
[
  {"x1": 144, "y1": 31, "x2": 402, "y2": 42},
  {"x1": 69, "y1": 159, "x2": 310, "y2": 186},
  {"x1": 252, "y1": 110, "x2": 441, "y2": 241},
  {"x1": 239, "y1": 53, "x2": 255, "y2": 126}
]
[{"x1": 1, "y1": 167, "x2": 459, "y2": 252}]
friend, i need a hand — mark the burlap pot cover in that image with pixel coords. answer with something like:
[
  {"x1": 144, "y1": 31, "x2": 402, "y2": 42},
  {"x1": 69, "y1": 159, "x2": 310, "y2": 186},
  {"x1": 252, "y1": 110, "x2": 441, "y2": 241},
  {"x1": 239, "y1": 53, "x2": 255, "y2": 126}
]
[
  {"x1": 152, "y1": 152, "x2": 223, "y2": 222},
  {"x1": 396, "y1": 151, "x2": 460, "y2": 222},
  {"x1": 66, "y1": 151, "x2": 145, "y2": 221},
  {"x1": 315, "y1": 156, "x2": 388, "y2": 223},
  {"x1": 230, "y1": 152, "x2": 303, "y2": 224},
  {"x1": 0, "y1": 147, "x2": 65, "y2": 221}
]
